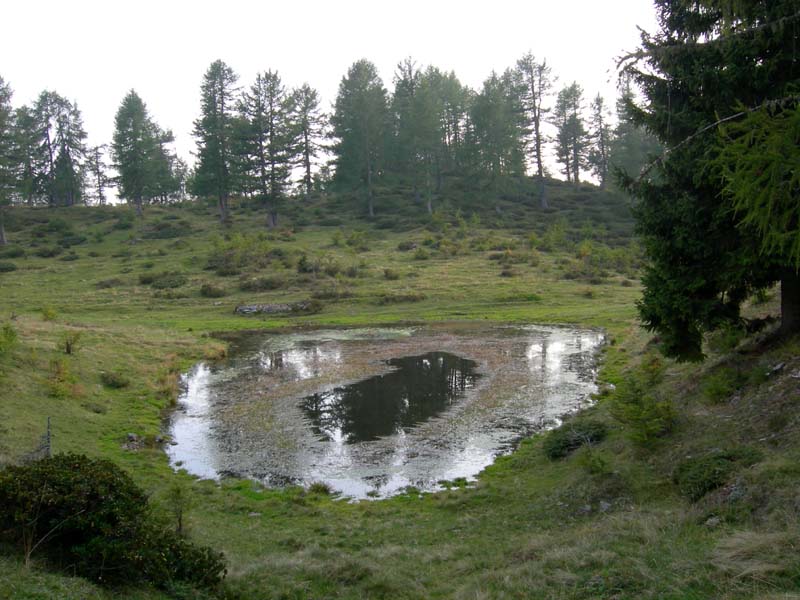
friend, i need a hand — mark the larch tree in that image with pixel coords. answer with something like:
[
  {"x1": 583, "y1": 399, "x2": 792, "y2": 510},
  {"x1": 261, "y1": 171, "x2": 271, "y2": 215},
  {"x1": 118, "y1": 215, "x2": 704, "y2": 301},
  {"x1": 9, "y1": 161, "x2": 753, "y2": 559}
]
[
  {"x1": 0, "y1": 76, "x2": 13, "y2": 245},
  {"x1": 330, "y1": 59, "x2": 388, "y2": 218},
  {"x1": 192, "y1": 60, "x2": 239, "y2": 222},
  {"x1": 291, "y1": 83, "x2": 325, "y2": 197},
  {"x1": 587, "y1": 94, "x2": 612, "y2": 188},
  {"x1": 84, "y1": 144, "x2": 111, "y2": 206},
  {"x1": 515, "y1": 52, "x2": 555, "y2": 207},
  {"x1": 553, "y1": 83, "x2": 587, "y2": 184},
  {"x1": 622, "y1": 0, "x2": 800, "y2": 360},
  {"x1": 238, "y1": 70, "x2": 294, "y2": 227}
]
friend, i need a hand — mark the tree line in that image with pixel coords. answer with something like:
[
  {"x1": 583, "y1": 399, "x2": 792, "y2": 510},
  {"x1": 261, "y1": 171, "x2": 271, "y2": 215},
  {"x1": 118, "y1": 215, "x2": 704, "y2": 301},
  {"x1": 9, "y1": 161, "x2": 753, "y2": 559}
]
[{"x1": 0, "y1": 53, "x2": 658, "y2": 238}]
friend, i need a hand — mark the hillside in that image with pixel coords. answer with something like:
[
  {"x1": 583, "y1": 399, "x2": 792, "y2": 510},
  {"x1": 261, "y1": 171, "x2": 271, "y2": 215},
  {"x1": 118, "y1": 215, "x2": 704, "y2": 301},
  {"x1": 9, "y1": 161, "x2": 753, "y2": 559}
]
[{"x1": 0, "y1": 182, "x2": 798, "y2": 599}]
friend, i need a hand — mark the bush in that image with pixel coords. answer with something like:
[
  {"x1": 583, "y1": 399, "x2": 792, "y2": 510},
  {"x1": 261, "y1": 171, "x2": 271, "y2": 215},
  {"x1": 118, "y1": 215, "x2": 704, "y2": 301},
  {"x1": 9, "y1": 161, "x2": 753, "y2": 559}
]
[
  {"x1": 206, "y1": 233, "x2": 272, "y2": 276},
  {"x1": 0, "y1": 246, "x2": 25, "y2": 258},
  {"x1": 0, "y1": 323, "x2": 17, "y2": 355},
  {"x1": 0, "y1": 454, "x2": 226, "y2": 589},
  {"x1": 60, "y1": 251, "x2": 80, "y2": 261},
  {"x1": 41, "y1": 306, "x2": 57, "y2": 321},
  {"x1": 142, "y1": 219, "x2": 192, "y2": 239},
  {"x1": 673, "y1": 448, "x2": 762, "y2": 501},
  {"x1": 58, "y1": 234, "x2": 87, "y2": 247},
  {"x1": 701, "y1": 366, "x2": 746, "y2": 403},
  {"x1": 609, "y1": 359, "x2": 675, "y2": 447},
  {"x1": 200, "y1": 283, "x2": 227, "y2": 298},
  {"x1": 376, "y1": 292, "x2": 426, "y2": 305},
  {"x1": 543, "y1": 420, "x2": 608, "y2": 460},
  {"x1": 95, "y1": 277, "x2": 124, "y2": 289},
  {"x1": 414, "y1": 247, "x2": 430, "y2": 260},
  {"x1": 239, "y1": 276, "x2": 285, "y2": 292},
  {"x1": 100, "y1": 371, "x2": 131, "y2": 389},
  {"x1": 35, "y1": 245, "x2": 63, "y2": 258},
  {"x1": 59, "y1": 331, "x2": 82, "y2": 355},
  {"x1": 142, "y1": 271, "x2": 188, "y2": 289},
  {"x1": 0, "y1": 261, "x2": 18, "y2": 272},
  {"x1": 383, "y1": 268, "x2": 400, "y2": 280},
  {"x1": 397, "y1": 240, "x2": 417, "y2": 251}
]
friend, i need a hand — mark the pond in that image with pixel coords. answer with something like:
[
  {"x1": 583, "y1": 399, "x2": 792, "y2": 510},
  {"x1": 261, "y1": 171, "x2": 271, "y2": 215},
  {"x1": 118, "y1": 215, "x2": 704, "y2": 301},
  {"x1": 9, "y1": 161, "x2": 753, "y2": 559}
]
[{"x1": 166, "y1": 324, "x2": 604, "y2": 499}]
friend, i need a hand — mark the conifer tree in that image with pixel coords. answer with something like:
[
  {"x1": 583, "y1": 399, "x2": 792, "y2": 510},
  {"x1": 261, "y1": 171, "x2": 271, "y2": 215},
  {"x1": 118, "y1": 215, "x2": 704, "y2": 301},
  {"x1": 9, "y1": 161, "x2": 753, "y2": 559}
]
[
  {"x1": 291, "y1": 83, "x2": 325, "y2": 197},
  {"x1": 587, "y1": 94, "x2": 611, "y2": 188},
  {"x1": 330, "y1": 59, "x2": 388, "y2": 217},
  {"x1": 0, "y1": 76, "x2": 13, "y2": 245},
  {"x1": 192, "y1": 60, "x2": 239, "y2": 222},
  {"x1": 553, "y1": 83, "x2": 587, "y2": 184},
  {"x1": 84, "y1": 144, "x2": 111, "y2": 206}
]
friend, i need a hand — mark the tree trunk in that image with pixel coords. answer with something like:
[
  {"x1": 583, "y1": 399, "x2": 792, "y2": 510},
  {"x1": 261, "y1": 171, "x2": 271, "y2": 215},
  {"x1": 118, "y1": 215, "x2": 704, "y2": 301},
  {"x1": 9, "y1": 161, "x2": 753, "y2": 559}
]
[
  {"x1": 135, "y1": 196, "x2": 143, "y2": 218},
  {"x1": 366, "y1": 162, "x2": 374, "y2": 218},
  {"x1": 218, "y1": 195, "x2": 228, "y2": 223},
  {"x1": 0, "y1": 208, "x2": 7, "y2": 246},
  {"x1": 538, "y1": 176, "x2": 549, "y2": 209},
  {"x1": 780, "y1": 269, "x2": 800, "y2": 335}
]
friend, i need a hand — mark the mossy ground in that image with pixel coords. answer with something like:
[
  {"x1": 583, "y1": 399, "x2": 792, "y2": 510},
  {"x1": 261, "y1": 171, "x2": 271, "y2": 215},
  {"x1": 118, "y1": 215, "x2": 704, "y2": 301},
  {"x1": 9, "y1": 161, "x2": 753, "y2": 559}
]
[{"x1": 0, "y1": 186, "x2": 797, "y2": 599}]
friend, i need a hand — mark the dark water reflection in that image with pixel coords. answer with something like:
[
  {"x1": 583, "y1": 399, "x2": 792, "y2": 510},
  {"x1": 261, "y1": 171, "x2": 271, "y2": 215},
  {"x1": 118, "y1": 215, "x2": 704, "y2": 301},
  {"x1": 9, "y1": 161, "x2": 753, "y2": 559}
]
[{"x1": 301, "y1": 352, "x2": 479, "y2": 443}]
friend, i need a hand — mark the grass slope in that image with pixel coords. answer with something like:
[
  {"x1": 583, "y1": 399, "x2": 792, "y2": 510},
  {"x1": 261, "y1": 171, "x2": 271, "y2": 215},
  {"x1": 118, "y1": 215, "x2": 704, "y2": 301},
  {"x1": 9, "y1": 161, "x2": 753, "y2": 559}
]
[{"x1": 0, "y1": 184, "x2": 797, "y2": 599}]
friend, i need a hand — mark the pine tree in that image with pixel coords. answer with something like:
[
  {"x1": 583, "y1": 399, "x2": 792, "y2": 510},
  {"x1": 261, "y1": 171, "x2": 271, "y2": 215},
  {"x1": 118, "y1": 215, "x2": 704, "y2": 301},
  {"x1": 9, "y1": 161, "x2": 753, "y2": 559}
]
[
  {"x1": 330, "y1": 59, "x2": 388, "y2": 217},
  {"x1": 608, "y1": 79, "x2": 661, "y2": 182},
  {"x1": 192, "y1": 60, "x2": 239, "y2": 222}
]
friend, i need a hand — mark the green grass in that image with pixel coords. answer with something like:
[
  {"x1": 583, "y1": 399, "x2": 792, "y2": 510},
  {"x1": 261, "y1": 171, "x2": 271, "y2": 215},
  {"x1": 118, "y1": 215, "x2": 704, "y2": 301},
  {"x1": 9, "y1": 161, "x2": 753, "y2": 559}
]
[{"x1": 0, "y1": 192, "x2": 798, "y2": 599}]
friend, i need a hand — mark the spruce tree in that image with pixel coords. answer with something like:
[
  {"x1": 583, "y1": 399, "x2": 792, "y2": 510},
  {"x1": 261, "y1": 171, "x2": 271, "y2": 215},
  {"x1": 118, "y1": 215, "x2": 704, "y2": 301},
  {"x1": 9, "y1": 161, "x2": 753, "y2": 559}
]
[
  {"x1": 623, "y1": 0, "x2": 800, "y2": 359},
  {"x1": 0, "y1": 76, "x2": 13, "y2": 245},
  {"x1": 330, "y1": 59, "x2": 388, "y2": 217},
  {"x1": 587, "y1": 94, "x2": 611, "y2": 188},
  {"x1": 553, "y1": 83, "x2": 587, "y2": 184},
  {"x1": 291, "y1": 83, "x2": 325, "y2": 197}
]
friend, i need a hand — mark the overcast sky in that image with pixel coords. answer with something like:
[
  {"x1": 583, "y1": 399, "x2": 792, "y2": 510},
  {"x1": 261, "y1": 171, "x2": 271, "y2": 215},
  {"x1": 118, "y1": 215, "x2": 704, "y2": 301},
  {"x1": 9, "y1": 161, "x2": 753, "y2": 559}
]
[{"x1": 1, "y1": 0, "x2": 658, "y2": 171}]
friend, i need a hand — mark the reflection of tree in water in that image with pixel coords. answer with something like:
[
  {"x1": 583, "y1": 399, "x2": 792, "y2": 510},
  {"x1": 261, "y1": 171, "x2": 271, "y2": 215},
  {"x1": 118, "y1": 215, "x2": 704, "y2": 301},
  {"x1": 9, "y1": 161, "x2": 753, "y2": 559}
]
[{"x1": 300, "y1": 352, "x2": 479, "y2": 443}]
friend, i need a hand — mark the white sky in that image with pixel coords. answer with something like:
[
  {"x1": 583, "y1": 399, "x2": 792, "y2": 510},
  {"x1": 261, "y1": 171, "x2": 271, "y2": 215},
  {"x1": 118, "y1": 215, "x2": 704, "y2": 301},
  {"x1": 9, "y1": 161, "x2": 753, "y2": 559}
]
[{"x1": 2, "y1": 0, "x2": 658, "y2": 174}]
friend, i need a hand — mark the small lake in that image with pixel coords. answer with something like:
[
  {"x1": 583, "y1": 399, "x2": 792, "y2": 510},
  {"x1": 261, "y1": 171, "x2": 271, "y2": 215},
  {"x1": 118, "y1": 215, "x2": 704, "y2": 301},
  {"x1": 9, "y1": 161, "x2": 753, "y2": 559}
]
[{"x1": 166, "y1": 324, "x2": 604, "y2": 498}]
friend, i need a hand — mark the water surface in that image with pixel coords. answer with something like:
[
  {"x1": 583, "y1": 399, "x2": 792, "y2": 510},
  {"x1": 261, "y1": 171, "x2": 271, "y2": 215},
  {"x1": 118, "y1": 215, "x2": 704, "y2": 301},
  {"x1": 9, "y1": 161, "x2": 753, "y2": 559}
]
[{"x1": 166, "y1": 325, "x2": 603, "y2": 498}]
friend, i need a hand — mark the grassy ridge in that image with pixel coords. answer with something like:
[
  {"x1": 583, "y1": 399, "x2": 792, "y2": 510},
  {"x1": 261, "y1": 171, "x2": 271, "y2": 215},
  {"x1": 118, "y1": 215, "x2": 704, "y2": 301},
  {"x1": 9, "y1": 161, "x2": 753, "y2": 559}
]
[{"x1": 0, "y1": 185, "x2": 798, "y2": 599}]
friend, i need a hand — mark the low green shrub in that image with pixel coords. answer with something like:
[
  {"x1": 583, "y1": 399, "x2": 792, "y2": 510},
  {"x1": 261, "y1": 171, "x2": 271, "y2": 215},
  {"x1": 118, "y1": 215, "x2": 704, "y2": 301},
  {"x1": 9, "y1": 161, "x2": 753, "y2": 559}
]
[
  {"x1": 59, "y1": 331, "x2": 82, "y2": 355},
  {"x1": 0, "y1": 261, "x2": 18, "y2": 272},
  {"x1": 701, "y1": 366, "x2": 746, "y2": 403},
  {"x1": 239, "y1": 276, "x2": 285, "y2": 292},
  {"x1": 34, "y1": 245, "x2": 63, "y2": 258},
  {"x1": 673, "y1": 448, "x2": 762, "y2": 501},
  {"x1": 200, "y1": 283, "x2": 227, "y2": 298},
  {"x1": 58, "y1": 234, "x2": 87, "y2": 247},
  {"x1": 95, "y1": 277, "x2": 124, "y2": 289},
  {"x1": 543, "y1": 420, "x2": 608, "y2": 460},
  {"x1": 0, "y1": 454, "x2": 226, "y2": 589},
  {"x1": 0, "y1": 323, "x2": 17, "y2": 355},
  {"x1": 142, "y1": 271, "x2": 188, "y2": 289},
  {"x1": 0, "y1": 246, "x2": 25, "y2": 258},
  {"x1": 100, "y1": 371, "x2": 131, "y2": 389},
  {"x1": 383, "y1": 268, "x2": 400, "y2": 280},
  {"x1": 609, "y1": 356, "x2": 675, "y2": 447},
  {"x1": 376, "y1": 292, "x2": 426, "y2": 305}
]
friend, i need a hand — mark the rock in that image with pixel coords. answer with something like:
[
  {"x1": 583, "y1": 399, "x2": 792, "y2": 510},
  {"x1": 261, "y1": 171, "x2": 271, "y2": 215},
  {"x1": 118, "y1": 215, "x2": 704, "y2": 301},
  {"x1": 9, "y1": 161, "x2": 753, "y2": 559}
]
[
  {"x1": 599, "y1": 500, "x2": 612, "y2": 513},
  {"x1": 126, "y1": 433, "x2": 139, "y2": 442},
  {"x1": 235, "y1": 301, "x2": 316, "y2": 315},
  {"x1": 790, "y1": 369, "x2": 800, "y2": 379},
  {"x1": 248, "y1": 512, "x2": 262, "y2": 518},
  {"x1": 169, "y1": 440, "x2": 178, "y2": 446},
  {"x1": 705, "y1": 516, "x2": 722, "y2": 528},
  {"x1": 578, "y1": 504, "x2": 593, "y2": 515},
  {"x1": 770, "y1": 362, "x2": 785, "y2": 376}
]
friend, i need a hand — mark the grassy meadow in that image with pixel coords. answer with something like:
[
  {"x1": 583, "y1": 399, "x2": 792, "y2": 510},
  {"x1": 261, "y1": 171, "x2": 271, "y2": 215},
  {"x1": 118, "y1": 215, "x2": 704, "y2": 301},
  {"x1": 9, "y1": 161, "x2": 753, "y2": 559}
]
[{"x1": 0, "y1": 181, "x2": 798, "y2": 599}]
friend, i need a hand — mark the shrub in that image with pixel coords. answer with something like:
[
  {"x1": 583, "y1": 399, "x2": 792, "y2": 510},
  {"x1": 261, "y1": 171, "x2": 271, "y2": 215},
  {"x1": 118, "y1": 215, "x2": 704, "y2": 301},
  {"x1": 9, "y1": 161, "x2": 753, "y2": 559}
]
[
  {"x1": 543, "y1": 420, "x2": 608, "y2": 460},
  {"x1": 376, "y1": 292, "x2": 426, "y2": 305},
  {"x1": 112, "y1": 214, "x2": 135, "y2": 230},
  {"x1": 146, "y1": 271, "x2": 188, "y2": 289},
  {"x1": 312, "y1": 286, "x2": 353, "y2": 300},
  {"x1": 673, "y1": 448, "x2": 762, "y2": 501},
  {"x1": 239, "y1": 276, "x2": 285, "y2": 292},
  {"x1": 0, "y1": 261, "x2": 18, "y2": 272},
  {"x1": 397, "y1": 240, "x2": 417, "y2": 251},
  {"x1": 0, "y1": 246, "x2": 25, "y2": 258},
  {"x1": 142, "y1": 219, "x2": 192, "y2": 239},
  {"x1": 345, "y1": 230, "x2": 370, "y2": 252},
  {"x1": 701, "y1": 366, "x2": 746, "y2": 403},
  {"x1": 35, "y1": 245, "x2": 63, "y2": 258},
  {"x1": 414, "y1": 247, "x2": 430, "y2": 260},
  {"x1": 206, "y1": 233, "x2": 272, "y2": 276},
  {"x1": 0, "y1": 323, "x2": 17, "y2": 355},
  {"x1": 58, "y1": 234, "x2": 87, "y2": 247},
  {"x1": 200, "y1": 283, "x2": 227, "y2": 298},
  {"x1": 383, "y1": 268, "x2": 400, "y2": 280},
  {"x1": 40, "y1": 306, "x2": 57, "y2": 321},
  {"x1": 0, "y1": 454, "x2": 226, "y2": 589},
  {"x1": 100, "y1": 371, "x2": 131, "y2": 389},
  {"x1": 609, "y1": 360, "x2": 675, "y2": 447},
  {"x1": 95, "y1": 277, "x2": 124, "y2": 289},
  {"x1": 60, "y1": 251, "x2": 80, "y2": 261},
  {"x1": 59, "y1": 331, "x2": 82, "y2": 355}
]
